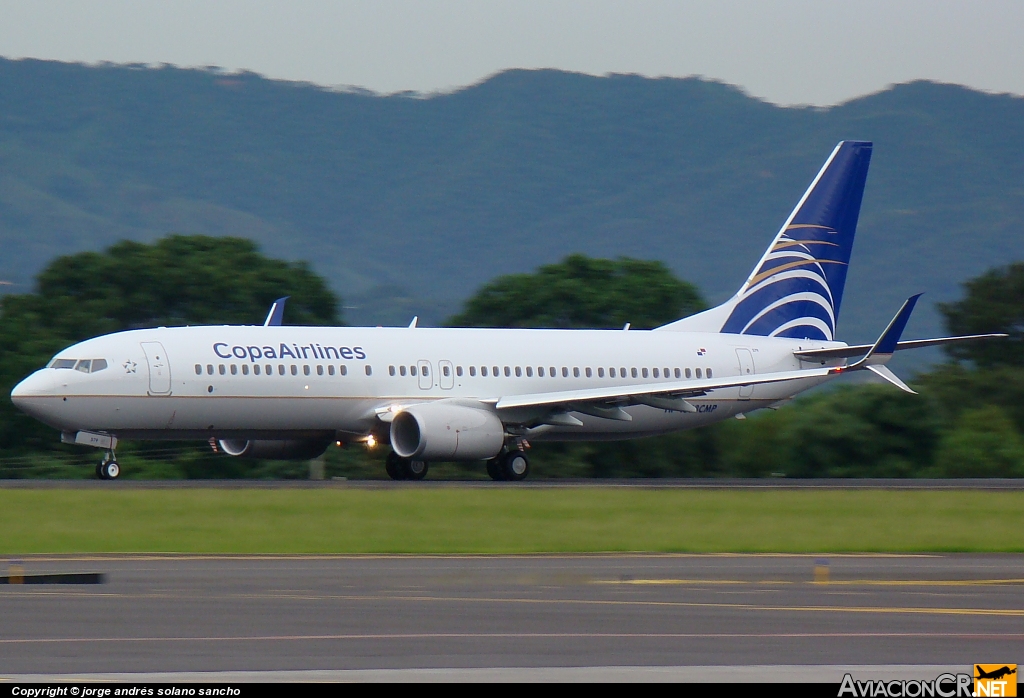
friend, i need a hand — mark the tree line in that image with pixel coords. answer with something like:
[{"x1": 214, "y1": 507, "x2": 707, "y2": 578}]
[{"x1": 0, "y1": 235, "x2": 1020, "y2": 479}]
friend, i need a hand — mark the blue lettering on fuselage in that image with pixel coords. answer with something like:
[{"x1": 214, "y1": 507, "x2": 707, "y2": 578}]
[
  {"x1": 695, "y1": 404, "x2": 718, "y2": 413},
  {"x1": 213, "y1": 342, "x2": 367, "y2": 361}
]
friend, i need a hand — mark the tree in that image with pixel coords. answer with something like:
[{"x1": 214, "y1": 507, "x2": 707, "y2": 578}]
[
  {"x1": 0, "y1": 235, "x2": 340, "y2": 463},
  {"x1": 447, "y1": 254, "x2": 705, "y2": 330},
  {"x1": 938, "y1": 262, "x2": 1024, "y2": 367}
]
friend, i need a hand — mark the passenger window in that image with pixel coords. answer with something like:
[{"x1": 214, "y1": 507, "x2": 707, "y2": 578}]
[
  {"x1": 328, "y1": 365, "x2": 335, "y2": 376},
  {"x1": 207, "y1": 365, "x2": 214, "y2": 375},
  {"x1": 92, "y1": 359, "x2": 108, "y2": 372},
  {"x1": 278, "y1": 365, "x2": 285, "y2": 375},
  {"x1": 400, "y1": 365, "x2": 407, "y2": 376},
  {"x1": 562, "y1": 367, "x2": 568, "y2": 377},
  {"x1": 573, "y1": 367, "x2": 580, "y2": 378},
  {"x1": 317, "y1": 365, "x2": 324, "y2": 376},
  {"x1": 597, "y1": 367, "x2": 604, "y2": 378},
  {"x1": 443, "y1": 365, "x2": 451, "y2": 377},
  {"x1": 706, "y1": 368, "x2": 713, "y2": 378},
  {"x1": 266, "y1": 365, "x2": 272, "y2": 376},
  {"x1": 538, "y1": 367, "x2": 544, "y2": 377},
  {"x1": 504, "y1": 366, "x2": 511, "y2": 377},
  {"x1": 365, "y1": 365, "x2": 372, "y2": 376},
  {"x1": 230, "y1": 364, "x2": 238, "y2": 375},
  {"x1": 290, "y1": 365, "x2": 297, "y2": 376},
  {"x1": 75, "y1": 360, "x2": 91, "y2": 373},
  {"x1": 253, "y1": 364, "x2": 260, "y2": 375},
  {"x1": 685, "y1": 368, "x2": 691, "y2": 378},
  {"x1": 493, "y1": 366, "x2": 499, "y2": 377},
  {"x1": 515, "y1": 366, "x2": 521, "y2": 377},
  {"x1": 652, "y1": 368, "x2": 659, "y2": 378},
  {"x1": 340, "y1": 365, "x2": 348, "y2": 376},
  {"x1": 411, "y1": 366, "x2": 417, "y2": 376},
  {"x1": 422, "y1": 366, "x2": 429, "y2": 376},
  {"x1": 219, "y1": 365, "x2": 226, "y2": 375},
  {"x1": 303, "y1": 365, "x2": 310, "y2": 376},
  {"x1": 549, "y1": 367, "x2": 556, "y2": 377},
  {"x1": 664, "y1": 368, "x2": 670, "y2": 378},
  {"x1": 696, "y1": 368, "x2": 703, "y2": 378},
  {"x1": 195, "y1": 364, "x2": 202, "y2": 375},
  {"x1": 389, "y1": 365, "x2": 396, "y2": 376},
  {"x1": 620, "y1": 367, "x2": 626, "y2": 377},
  {"x1": 674, "y1": 368, "x2": 681, "y2": 378},
  {"x1": 241, "y1": 364, "x2": 249, "y2": 375},
  {"x1": 457, "y1": 366, "x2": 463, "y2": 377},
  {"x1": 585, "y1": 367, "x2": 592, "y2": 378},
  {"x1": 642, "y1": 368, "x2": 649, "y2": 378},
  {"x1": 525, "y1": 366, "x2": 532, "y2": 377},
  {"x1": 470, "y1": 366, "x2": 477, "y2": 377},
  {"x1": 631, "y1": 368, "x2": 638, "y2": 378},
  {"x1": 609, "y1": 367, "x2": 615, "y2": 378},
  {"x1": 480, "y1": 366, "x2": 487, "y2": 377}
]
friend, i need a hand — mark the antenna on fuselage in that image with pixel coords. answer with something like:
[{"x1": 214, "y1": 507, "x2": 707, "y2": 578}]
[
  {"x1": 622, "y1": 323, "x2": 631, "y2": 331},
  {"x1": 408, "y1": 316, "x2": 418, "y2": 328},
  {"x1": 263, "y1": 297, "x2": 289, "y2": 327}
]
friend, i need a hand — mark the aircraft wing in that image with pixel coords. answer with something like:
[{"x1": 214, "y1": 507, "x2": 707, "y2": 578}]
[
  {"x1": 794, "y1": 333, "x2": 1006, "y2": 360},
  {"x1": 492, "y1": 365, "x2": 837, "y2": 414}
]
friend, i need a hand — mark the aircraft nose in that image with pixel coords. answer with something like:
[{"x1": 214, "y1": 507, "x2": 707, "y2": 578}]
[{"x1": 11, "y1": 369, "x2": 56, "y2": 407}]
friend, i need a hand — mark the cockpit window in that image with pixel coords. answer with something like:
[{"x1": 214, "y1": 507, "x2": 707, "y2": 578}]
[{"x1": 49, "y1": 358, "x2": 108, "y2": 372}]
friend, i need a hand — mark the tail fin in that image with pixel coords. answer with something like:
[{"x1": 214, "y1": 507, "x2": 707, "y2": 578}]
[{"x1": 658, "y1": 141, "x2": 872, "y2": 340}]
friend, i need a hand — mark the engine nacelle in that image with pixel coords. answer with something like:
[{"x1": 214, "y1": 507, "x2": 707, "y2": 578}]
[
  {"x1": 390, "y1": 403, "x2": 505, "y2": 460},
  {"x1": 217, "y1": 438, "x2": 331, "y2": 460}
]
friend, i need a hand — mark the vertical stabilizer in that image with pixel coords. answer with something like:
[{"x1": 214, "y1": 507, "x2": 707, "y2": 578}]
[{"x1": 657, "y1": 141, "x2": 872, "y2": 340}]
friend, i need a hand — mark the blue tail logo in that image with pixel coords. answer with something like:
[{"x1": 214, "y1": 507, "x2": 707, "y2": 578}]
[{"x1": 720, "y1": 141, "x2": 872, "y2": 341}]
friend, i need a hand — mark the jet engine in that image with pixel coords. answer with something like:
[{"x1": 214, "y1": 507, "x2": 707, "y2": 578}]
[
  {"x1": 390, "y1": 403, "x2": 505, "y2": 460},
  {"x1": 217, "y1": 438, "x2": 332, "y2": 460}
]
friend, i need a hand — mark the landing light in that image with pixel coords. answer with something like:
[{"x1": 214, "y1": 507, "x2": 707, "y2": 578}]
[{"x1": 365, "y1": 434, "x2": 377, "y2": 449}]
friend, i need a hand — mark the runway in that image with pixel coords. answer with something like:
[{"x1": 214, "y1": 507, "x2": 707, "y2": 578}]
[{"x1": 1, "y1": 554, "x2": 1021, "y2": 680}]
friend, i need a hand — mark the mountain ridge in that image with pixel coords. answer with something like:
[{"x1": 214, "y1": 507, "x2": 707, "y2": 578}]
[{"x1": 1, "y1": 58, "x2": 1021, "y2": 367}]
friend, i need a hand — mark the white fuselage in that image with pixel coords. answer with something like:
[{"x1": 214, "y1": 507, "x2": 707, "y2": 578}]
[{"x1": 11, "y1": 325, "x2": 841, "y2": 444}]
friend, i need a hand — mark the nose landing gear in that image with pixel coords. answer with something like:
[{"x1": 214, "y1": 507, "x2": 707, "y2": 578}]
[{"x1": 96, "y1": 451, "x2": 120, "y2": 480}]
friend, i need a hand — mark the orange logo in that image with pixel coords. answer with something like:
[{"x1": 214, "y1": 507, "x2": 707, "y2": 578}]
[{"x1": 974, "y1": 665, "x2": 1017, "y2": 697}]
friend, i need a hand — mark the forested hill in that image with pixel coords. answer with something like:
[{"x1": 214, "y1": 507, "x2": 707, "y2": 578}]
[{"x1": 1, "y1": 58, "x2": 1022, "y2": 353}]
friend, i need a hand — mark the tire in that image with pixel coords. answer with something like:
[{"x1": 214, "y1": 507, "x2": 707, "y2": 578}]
[
  {"x1": 102, "y1": 461, "x2": 120, "y2": 480},
  {"x1": 385, "y1": 451, "x2": 406, "y2": 480},
  {"x1": 406, "y1": 459, "x2": 428, "y2": 481},
  {"x1": 486, "y1": 457, "x2": 505, "y2": 481},
  {"x1": 502, "y1": 450, "x2": 529, "y2": 481},
  {"x1": 96, "y1": 462, "x2": 107, "y2": 480}
]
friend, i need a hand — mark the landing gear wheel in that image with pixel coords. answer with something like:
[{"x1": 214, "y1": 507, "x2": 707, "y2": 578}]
[
  {"x1": 97, "y1": 460, "x2": 119, "y2": 480},
  {"x1": 502, "y1": 450, "x2": 529, "y2": 481},
  {"x1": 486, "y1": 457, "x2": 505, "y2": 481},
  {"x1": 406, "y1": 459, "x2": 428, "y2": 481},
  {"x1": 385, "y1": 451, "x2": 406, "y2": 481}
]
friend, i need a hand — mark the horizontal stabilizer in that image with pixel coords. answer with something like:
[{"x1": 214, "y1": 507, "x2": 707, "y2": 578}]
[
  {"x1": 866, "y1": 365, "x2": 916, "y2": 394},
  {"x1": 794, "y1": 333, "x2": 1009, "y2": 361}
]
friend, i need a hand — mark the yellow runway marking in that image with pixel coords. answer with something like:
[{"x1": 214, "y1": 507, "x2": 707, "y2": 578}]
[
  {"x1": 3, "y1": 590, "x2": 1022, "y2": 617},
  {"x1": 599, "y1": 578, "x2": 1024, "y2": 587}
]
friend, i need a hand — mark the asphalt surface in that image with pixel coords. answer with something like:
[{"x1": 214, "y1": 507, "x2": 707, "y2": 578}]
[
  {"x1": 2, "y1": 478, "x2": 1024, "y2": 488},
  {"x1": 0, "y1": 554, "x2": 1021, "y2": 679}
]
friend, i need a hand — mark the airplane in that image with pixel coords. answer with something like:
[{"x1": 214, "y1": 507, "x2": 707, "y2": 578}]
[{"x1": 10, "y1": 140, "x2": 1005, "y2": 481}]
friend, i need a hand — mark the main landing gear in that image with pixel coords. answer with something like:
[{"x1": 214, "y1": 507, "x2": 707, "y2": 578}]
[
  {"x1": 385, "y1": 451, "x2": 429, "y2": 481},
  {"x1": 486, "y1": 449, "x2": 530, "y2": 482},
  {"x1": 96, "y1": 451, "x2": 120, "y2": 480}
]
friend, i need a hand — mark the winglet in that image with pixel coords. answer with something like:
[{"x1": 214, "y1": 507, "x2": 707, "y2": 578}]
[
  {"x1": 263, "y1": 297, "x2": 289, "y2": 327},
  {"x1": 845, "y1": 294, "x2": 922, "y2": 370}
]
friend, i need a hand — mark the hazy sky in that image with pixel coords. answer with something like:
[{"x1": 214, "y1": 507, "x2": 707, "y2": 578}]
[{"x1": 1, "y1": 0, "x2": 1022, "y2": 106}]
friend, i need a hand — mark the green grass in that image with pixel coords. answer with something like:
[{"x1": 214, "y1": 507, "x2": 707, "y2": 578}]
[{"x1": 1, "y1": 489, "x2": 1022, "y2": 554}]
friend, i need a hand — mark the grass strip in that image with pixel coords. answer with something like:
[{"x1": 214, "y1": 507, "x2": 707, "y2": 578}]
[{"x1": 0, "y1": 488, "x2": 1022, "y2": 554}]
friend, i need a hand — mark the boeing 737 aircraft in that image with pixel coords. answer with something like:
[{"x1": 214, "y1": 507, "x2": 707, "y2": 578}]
[{"x1": 10, "y1": 141, "x2": 1003, "y2": 480}]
